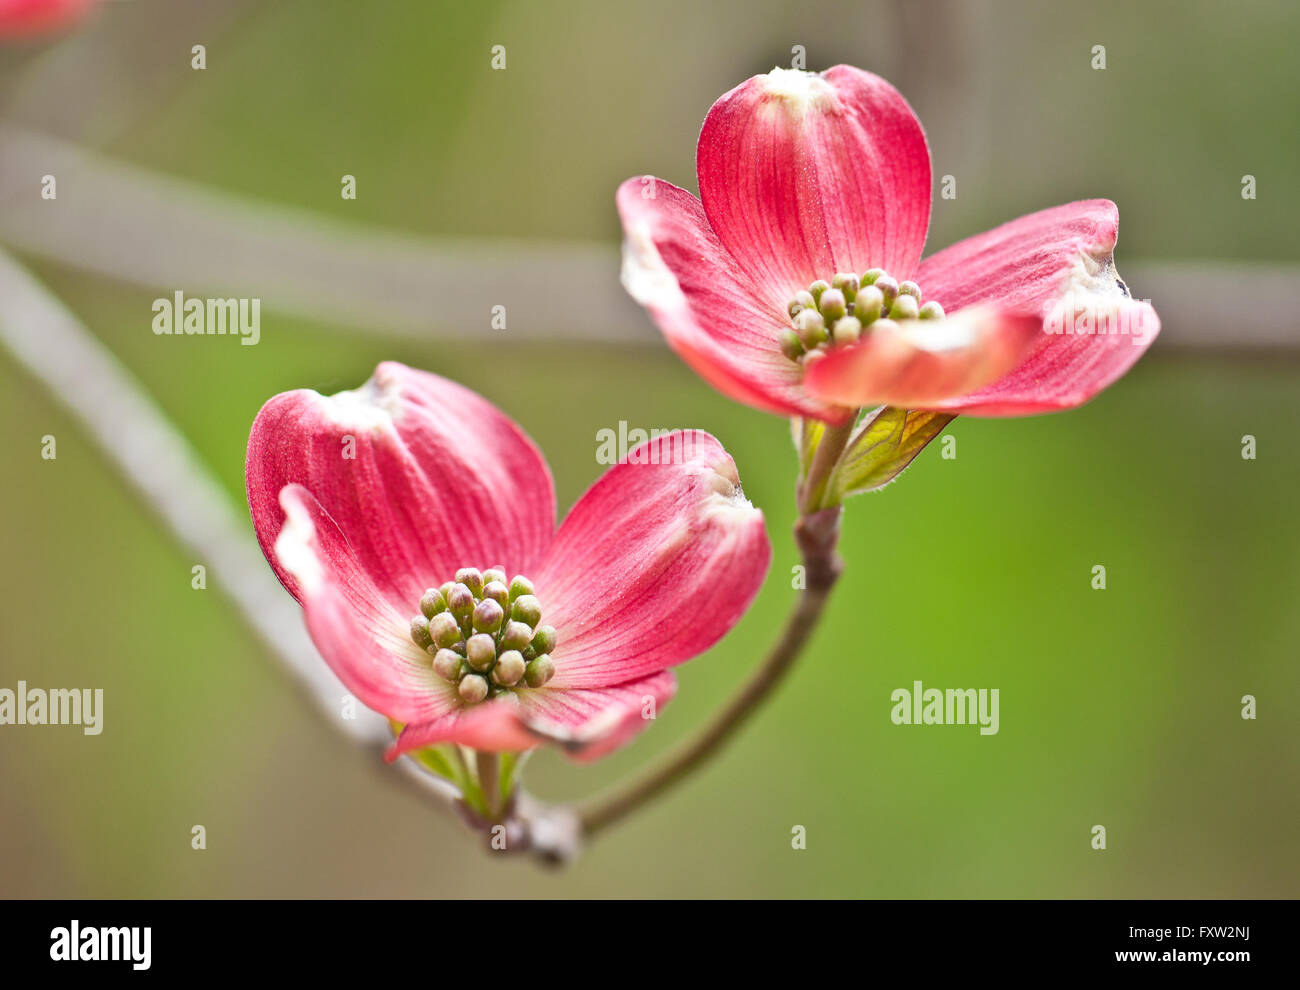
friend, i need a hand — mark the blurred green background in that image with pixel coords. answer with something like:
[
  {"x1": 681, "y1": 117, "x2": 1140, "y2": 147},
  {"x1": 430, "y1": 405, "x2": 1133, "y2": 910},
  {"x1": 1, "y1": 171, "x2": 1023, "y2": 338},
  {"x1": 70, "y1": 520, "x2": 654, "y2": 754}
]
[{"x1": 1, "y1": 0, "x2": 1297, "y2": 897}]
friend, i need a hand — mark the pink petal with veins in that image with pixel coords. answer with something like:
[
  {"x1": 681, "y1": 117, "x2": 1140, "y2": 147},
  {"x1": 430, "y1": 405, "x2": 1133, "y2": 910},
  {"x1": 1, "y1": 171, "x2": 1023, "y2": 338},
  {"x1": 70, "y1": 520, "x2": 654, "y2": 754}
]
[
  {"x1": 697, "y1": 64, "x2": 931, "y2": 293},
  {"x1": 247, "y1": 361, "x2": 555, "y2": 609},
  {"x1": 538, "y1": 430, "x2": 771, "y2": 689},
  {"x1": 803, "y1": 306, "x2": 1041, "y2": 409},
  {"x1": 617, "y1": 177, "x2": 843, "y2": 421},
  {"x1": 916, "y1": 200, "x2": 1161, "y2": 414},
  {"x1": 387, "y1": 671, "x2": 677, "y2": 762},
  {"x1": 273, "y1": 484, "x2": 460, "y2": 724}
]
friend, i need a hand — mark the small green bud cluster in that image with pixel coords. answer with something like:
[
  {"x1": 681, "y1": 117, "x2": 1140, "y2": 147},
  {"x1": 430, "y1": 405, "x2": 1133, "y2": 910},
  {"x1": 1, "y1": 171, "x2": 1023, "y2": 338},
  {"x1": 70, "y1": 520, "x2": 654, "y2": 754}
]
[
  {"x1": 409, "y1": 566, "x2": 557, "y2": 705},
  {"x1": 781, "y1": 268, "x2": 945, "y2": 363}
]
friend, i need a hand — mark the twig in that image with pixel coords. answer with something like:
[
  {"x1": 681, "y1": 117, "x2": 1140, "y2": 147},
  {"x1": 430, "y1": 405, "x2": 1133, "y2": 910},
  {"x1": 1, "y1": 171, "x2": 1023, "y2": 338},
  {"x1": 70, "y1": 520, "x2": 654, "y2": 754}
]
[
  {"x1": 0, "y1": 124, "x2": 651, "y2": 345},
  {"x1": 0, "y1": 249, "x2": 392, "y2": 748}
]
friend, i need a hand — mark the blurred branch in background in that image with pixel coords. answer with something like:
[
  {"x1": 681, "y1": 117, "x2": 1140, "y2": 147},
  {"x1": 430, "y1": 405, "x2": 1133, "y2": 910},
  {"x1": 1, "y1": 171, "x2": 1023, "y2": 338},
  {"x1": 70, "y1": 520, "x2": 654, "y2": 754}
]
[
  {"x1": 2, "y1": 122, "x2": 1296, "y2": 350},
  {"x1": 0, "y1": 248, "x2": 380, "y2": 739},
  {"x1": 0, "y1": 248, "x2": 473, "y2": 814},
  {"x1": 0, "y1": 124, "x2": 650, "y2": 344}
]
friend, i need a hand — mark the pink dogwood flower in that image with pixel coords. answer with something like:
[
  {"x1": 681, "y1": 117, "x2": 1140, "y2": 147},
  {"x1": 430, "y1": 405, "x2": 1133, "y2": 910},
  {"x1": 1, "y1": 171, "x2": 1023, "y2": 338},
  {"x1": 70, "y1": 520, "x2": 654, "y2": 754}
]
[
  {"x1": 246, "y1": 362, "x2": 770, "y2": 764},
  {"x1": 617, "y1": 65, "x2": 1159, "y2": 424},
  {"x1": 0, "y1": 0, "x2": 95, "y2": 38}
]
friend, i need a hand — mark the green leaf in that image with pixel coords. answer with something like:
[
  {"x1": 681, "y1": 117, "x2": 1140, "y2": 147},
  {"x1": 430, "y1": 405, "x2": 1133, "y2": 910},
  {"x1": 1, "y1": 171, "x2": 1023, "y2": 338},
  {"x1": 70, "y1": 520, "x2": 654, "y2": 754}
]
[
  {"x1": 391, "y1": 716, "x2": 471, "y2": 794},
  {"x1": 793, "y1": 416, "x2": 824, "y2": 486},
  {"x1": 497, "y1": 750, "x2": 530, "y2": 804},
  {"x1": 409, "y1": 744, "x2": 460, "y2": 783},
  {"x1": 825, "y1": 406, "x2": 954, "y2": 502}
]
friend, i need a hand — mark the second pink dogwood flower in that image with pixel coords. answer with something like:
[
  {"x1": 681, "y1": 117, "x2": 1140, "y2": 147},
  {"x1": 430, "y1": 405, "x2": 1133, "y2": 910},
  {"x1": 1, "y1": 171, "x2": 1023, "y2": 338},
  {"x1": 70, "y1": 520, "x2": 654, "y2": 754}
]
[
  {"x1": 618, "y1": 65, "x2": 1159, "y2": 424},
  {"x1": 246, "y1": 363, "x2": 771, "y2": 763}
]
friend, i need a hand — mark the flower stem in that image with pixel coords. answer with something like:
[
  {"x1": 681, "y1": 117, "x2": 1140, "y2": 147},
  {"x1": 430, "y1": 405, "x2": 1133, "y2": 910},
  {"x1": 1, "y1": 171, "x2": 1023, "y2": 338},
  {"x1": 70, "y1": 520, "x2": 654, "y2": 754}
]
[
  {"x1": 798, "y1": 418, "x2": 856, "y2": 514},
  {"x1": 477, "y1": 751, "x2": 501, "y2": 819},
  {"x1": 575, "y1": 420, "x2": 854, "y2": 838},
  {"x1": 576, "y1": 549, "x2": 840, "y2": 835}
]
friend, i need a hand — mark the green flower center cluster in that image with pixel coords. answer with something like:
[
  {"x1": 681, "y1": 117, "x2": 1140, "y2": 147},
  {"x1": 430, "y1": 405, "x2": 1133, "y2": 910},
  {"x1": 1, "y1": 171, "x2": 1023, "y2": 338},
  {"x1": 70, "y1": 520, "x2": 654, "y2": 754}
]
[
  {"x1": 409, "y1": 567, "x2": 557, "y2": 705},
  {"x1": 781, "y1": 268, "x2": 945, "y2": 363}
]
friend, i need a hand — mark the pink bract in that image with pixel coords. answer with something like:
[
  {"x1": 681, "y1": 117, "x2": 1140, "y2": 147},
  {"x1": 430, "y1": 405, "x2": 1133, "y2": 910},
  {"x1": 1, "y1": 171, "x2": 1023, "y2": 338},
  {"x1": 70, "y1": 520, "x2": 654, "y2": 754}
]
[
  {"x1": 617, "y1": 65, "x2": 1159, "y2": 422},
  {"x1": 246, "y1": 362, "x2": 771, "y2": 763}
]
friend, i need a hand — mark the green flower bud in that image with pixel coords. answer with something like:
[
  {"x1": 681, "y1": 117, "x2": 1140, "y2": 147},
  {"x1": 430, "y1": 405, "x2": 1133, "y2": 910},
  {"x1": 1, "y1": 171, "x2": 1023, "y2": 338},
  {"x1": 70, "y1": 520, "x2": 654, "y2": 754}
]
[
  {"x1": 432, "y1": 648, "x2": 463, "y2": 681},
  {"x1": 832, "y1": 316, "x2": 862, "y2": 346},
  {"x1": 918, "y1": 300, "x2": 946, "y2": 320},
  {"x1": 898, "y1": 280, "x2": 922, "y2": 302},
  {"x1": 779, "y1": 328, "x2": 805, "y2": 361},
  {"x1": 465, "y1": 633, "x2": 497, "y2": 671},
  {"x1": 472, "y1": 598, "x2": 505, "y2": 633},
  {"x1": 428, "y1": 612, "x2": 462, "y2": 649},
  {"x1": 794, "y1": 308, "x2": 827, "y2": 348},
  {"x1": 492, "y1": 650, "x2": 526, "y2": 687},
  {"x1": 873, "y1": 275, "x2": 899, "y2": 309},
  {"x1": 511, "y1": 594, "x2": 542, "y2": 627},
  {"x1": 818, "y1": 288, "x2": 847, "y2": 323},
  {"x1": 499, "y1": 620, "x2": 533, "y2": 652},
  {"x1": 409, "y1": 615, "x2": 433, "y2": 651},
  {"x1": 853, "y1": 285, "x2": 884, "y2": 324},
  {"x1": 524, "y1": 654, "x2": 556, "y2": 688},
  {"x1": 458, "y1": 674, "x2": 489, "y2": 704},
  {"x1": 438, "y1": 581, "x2": 455, "y2": 603},
  {"x1": 455, "y1": 567, "x2": 484, "y2": 597},
  {"x1": 447, "y1": 583, "x2": 475, "y2": 619},
  {"x1": 870, "y1": 317, "x2": 901, "y2": 335},
  {"x1": 508, "y1": 575, "x2": 535, "y2": 602},
  {"x1": 889, "y1": 293, "x2": 920, "y2": 321},
  {"x1": 530, "y1": 624, "x2": 557, "y2": 655},
  {"x1": 482, "y1": 567, "x2": 507, "y2": 588},
  {"x1": 482, "y1": 580, "x2": 510, "y2": 608},
  {"x1": 419, "y1": 588, "x2": 446, "y2": 619},
  {"x1": 787, "y1": 290, "x2": 815, "y2": 318},
  {"x1": 831, "y1": 272, "x2": 859, "y2": 304},
  {"x1": 808, "y1": 279, "x2": 831, "y2": 304},
  {"x1": 860, "y1": 268, "x2": 886, "y2": 287}
]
